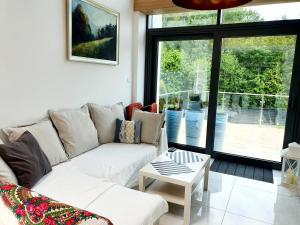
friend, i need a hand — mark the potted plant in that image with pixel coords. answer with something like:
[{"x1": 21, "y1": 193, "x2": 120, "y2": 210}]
[
  {"x1": 214, "y1": 111, "x2": 228, "y2": 151},
  {"x1": 185, "y1": 94, "x2": 205, "y2": 146},
  {"x1": 166, "y1": 96, "x2": 183, "y2": 143}
]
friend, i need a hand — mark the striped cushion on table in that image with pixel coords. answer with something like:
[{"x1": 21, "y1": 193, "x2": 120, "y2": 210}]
[
  {"x1": 151, "y1": 161, "x2": 194, "y2": 176},
  {"x1": 166, "y1": 149, "x2": 203, "y2": 164}
]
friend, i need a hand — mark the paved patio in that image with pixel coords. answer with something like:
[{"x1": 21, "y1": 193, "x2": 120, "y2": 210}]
[{"x1": 174, "y1": 119, "x2": 283, "y2": 162}]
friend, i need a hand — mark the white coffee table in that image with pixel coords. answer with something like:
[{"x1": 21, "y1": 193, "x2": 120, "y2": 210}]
[{"x1": 139, "y1": 150, "x2": 210, "y2": 225}]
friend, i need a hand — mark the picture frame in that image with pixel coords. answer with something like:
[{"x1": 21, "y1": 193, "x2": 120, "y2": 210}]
[{"x1": 67, "y1": 0, "x2": 120, "y2": 65}]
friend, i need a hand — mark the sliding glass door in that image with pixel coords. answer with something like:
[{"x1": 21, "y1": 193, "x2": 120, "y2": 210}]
[
  {"x1": 214, "y1": 36, "x2": 297, "y2": 162},
  {"x1": 146, "y1": 15, "x2": 300, "y2": 168},
  {"x1": 158, "y1": 39, "x2": 213, "y2": 149}
]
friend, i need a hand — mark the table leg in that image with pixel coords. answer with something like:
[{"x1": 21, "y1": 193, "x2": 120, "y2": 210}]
[
  {"x1": 204, "y1": 158, "x2": 210, "y2": 191},
  {"x1": 183, "y1": 185, "x2": 192, "y2": 225},
  {"x1": 139, "y1": 175, "x2": 146, "y2": 192}
]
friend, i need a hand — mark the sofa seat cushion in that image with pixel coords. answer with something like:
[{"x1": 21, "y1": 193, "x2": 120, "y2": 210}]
[
  {"x1": 86, "y1": 185, "x2": 168, "y2": 225},
  {"x1": 32, "y1": 162, "x2": 113, "y2": 209},
  {"x1": 32, "y1": 162, "x2": 168, "y2": 225},
  {"x1": 69, "y1": 143, "x2": 157, "y2": 187}
]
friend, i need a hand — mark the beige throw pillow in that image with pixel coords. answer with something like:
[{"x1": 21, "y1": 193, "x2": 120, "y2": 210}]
[
  {"x1": 132, "y1": 110, "x2": 165, "y2": 146},
  {"x1": 3, "y1": 120, "x2": 68, "y2": 166},
  {"x1": 89, "y1": 103, "x2": 125, "y2": 144},
  {"x1": 0, "y1": 138, "x2": 18, "y2": 184},
  {"x1": 49, "y1": 105, "x2": 99, "y2": 158}
]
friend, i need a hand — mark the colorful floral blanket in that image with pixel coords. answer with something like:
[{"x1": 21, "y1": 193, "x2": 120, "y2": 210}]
[{"x1": 0, "y1": 182, "x2": 113, "y2": 225}]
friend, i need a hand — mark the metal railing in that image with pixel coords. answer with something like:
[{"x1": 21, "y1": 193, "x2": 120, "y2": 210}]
[{"x1": 159, "y1": 90, "x2": 289, "y2": 125}]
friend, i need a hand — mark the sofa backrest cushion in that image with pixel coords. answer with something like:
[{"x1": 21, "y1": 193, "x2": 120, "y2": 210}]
[
  {"x1": 3, "y1": 120, "x2": 68, "y2": 166},
  {"x1": 0, "y1": 131, "x2": 52, "y2": 188},
  {"x1": 89, "y1": 103, "x2": 125, "y2": 144},
  {"x1": 132, "y1": 111, "x2": 165, "y2": 146},
  {"x1": 0, "y1": 139, "x2": 18, "y2": 184},
  {"x1": 49, "y1": 105, "x2": 99, "y2": 158}
]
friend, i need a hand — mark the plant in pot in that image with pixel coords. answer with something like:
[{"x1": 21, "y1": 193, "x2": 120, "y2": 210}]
[
  {"x1": 166, "y1": 96, "x2": 183, "y2": 143},
  {"x1": 185, "y1": 94, "x2": 205, "y2": 146},
  {"x1": 214, "y1": 110, "x2": 228, "y2": 152}
]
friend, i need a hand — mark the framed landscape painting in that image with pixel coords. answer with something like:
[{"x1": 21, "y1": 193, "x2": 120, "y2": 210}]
[{"x1": 68, "y1": 0, "x2": 119, "y2": 65}]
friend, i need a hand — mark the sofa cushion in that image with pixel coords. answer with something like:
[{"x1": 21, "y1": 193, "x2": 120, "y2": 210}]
[
  {"x1": 3, "y1": 120, "x2": 68, "y2": 166},
  {"x1": 114, "y1": 119, "x2": 142, "y2": 144},
  {"x1": 0, "y1": 131, "x2": 52, "y2": 188},
  {"x1": 132, "y1": 110, "x2": 165, "y2": 146},
  {"x1": 33, "y1": 162, "x2": 168, "y2": 225},
  {"x1": 89, "y1": 103, "x2": 125, "y2": 144},
  {"x1": 86, "y1": 184, "x2": 168, "y2": 225},
  {"x1": 33, "y1": 162, "x2": 114, "y2": 209},
  {"x1": 0, "y1": 139, "x2": 18, "y2": 184},
  {"x1": 49, "y1": 105, "x2": 99, "y2": 158},
  {"x1": 69, "y1": 143, "x2": 157, "y2": 187}
]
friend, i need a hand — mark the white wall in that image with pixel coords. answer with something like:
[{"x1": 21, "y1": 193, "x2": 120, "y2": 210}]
[
  {"x1": 132, "y1": 12, "x2": 146, "y2": 104},
  {"x1": 0, "y1": 0, "x2": 145, "y2": 127}
]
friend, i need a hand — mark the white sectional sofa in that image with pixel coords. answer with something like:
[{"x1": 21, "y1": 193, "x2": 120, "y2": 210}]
[{"x1": 0, "y1": 104, "x2": 169, "y2": 225}]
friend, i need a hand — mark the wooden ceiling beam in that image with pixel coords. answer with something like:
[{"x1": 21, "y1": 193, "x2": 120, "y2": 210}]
[{"x1": 134, "y1": 0, "x2": 300, "y2": 15}]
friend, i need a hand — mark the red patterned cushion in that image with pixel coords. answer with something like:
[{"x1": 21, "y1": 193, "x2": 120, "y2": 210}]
[{"x1": 0, "y1": 181, "x2": 113, "y2": 225}]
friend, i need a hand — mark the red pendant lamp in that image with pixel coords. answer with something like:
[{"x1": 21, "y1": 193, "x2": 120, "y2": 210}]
[{"x1": 172, "y1": 0, "x2": 253, "y2": 10}]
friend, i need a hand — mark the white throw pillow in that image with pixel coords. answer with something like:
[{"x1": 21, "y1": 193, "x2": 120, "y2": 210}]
[
  {"x1": 89, "y1": 103, "x2": 125, "y2": 144},
  {"x1": 0, "y1": 138, "x2": 18, "y2": 184},
  {"x1": 49, "y1": 105, "x2": 99, "y2": 158},
  {"x1": 132, "y1": 110, "x2": 165, "y2": 146},
  {"x1": 3, "y1": 120, "x2": 68, "y2": 166}
]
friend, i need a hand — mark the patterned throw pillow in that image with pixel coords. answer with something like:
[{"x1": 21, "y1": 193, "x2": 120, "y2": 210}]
[{"x1": 114, "y1": 119, "x2": 142, "y2": 144}]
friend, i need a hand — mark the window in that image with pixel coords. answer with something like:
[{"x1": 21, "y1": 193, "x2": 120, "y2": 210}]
[
  {"x1": 222, "y1": 2, "x2": 300, "y2": 24},
  {"x1": 148, "y1": 3, "x2": 300, "y2": 29},
  {"x1": 149, "y1": 11, "x2": 218, "y2": 28},
  {"x1": 215, "y1": 36, "x2": 297, "y2": 162},
  {"x1": 158, "y1": 39, "x2": 213, "y2": 148}
]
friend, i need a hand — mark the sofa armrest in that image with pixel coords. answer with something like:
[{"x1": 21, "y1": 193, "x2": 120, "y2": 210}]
[{"x1": 157, "y1": 127, "x2": 168, "y2": 156}]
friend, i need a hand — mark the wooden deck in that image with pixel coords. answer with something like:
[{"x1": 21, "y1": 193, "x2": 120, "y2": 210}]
[{"x1": 175, "y1": 119, "x2": 283, "y2": 162}]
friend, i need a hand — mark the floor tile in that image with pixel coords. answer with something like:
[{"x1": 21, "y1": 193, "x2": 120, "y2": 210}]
[
  {"x1": 209, "y1": 171, "x2": 236, "y2": 184},
  {"x1": 235, "y1": 176, "x2": 298, "y2": 197},
  {"x1": 222, "y1": 212, "x2": 271, "y2": 225},
  {"x1": 227, "y1": 185, "x2": 300, "y2": 224},
  {"x1": 273, "y1": 194, "x2": 300, "y2": 225},
  {"x1": 160, "y1": 203, "x2": 224, "y2": 225},
  {"x1": 199, "y1": 175, "x2": 234, "y2": 210}
]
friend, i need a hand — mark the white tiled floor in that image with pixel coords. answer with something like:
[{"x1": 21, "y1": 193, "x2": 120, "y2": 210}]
[{"x1": 159, "y1": 170, "x2": 300, "y2": 225}]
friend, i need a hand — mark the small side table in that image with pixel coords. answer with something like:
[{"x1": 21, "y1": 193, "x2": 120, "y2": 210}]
[{"x1": 139, "y1": 150, "x2": 210, "y2": 225}]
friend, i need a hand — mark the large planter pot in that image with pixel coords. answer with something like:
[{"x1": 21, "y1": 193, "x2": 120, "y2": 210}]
[
  {"x1": 214, "y1": 113, "x2": 228, "y2": 151},
  {"x1": 188, "y1": 101, "x2": 201, "y2": 111},
  {"x1": 185, "y1": 110, "x2": 205, "y2": 146},
  {"x1": 166, "y1": 110, "x2": 183, "y2": 142},
  {"x1": 276, "y1": 108, "x2": 287, "y2": 126}
]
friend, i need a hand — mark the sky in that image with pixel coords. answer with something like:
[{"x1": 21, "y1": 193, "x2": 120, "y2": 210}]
[{"x1": 247, "y1": 2, "x2": 300, "y2": 20}]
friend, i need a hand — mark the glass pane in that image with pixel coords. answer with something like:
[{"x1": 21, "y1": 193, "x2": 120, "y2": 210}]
[
  {"x1": 215, "y1": 36, "x2": 297, "y2": 162},
  {"x1": 222, "y1": 2, "x2": 300, "y2": 24},
  {"x1": 158, "y1": 40, "x2": 213, "y2": 148},
  {"x1": 149, "y1": 11, "x2": 217, "y2": 28}
]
